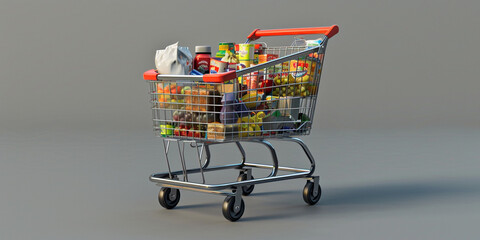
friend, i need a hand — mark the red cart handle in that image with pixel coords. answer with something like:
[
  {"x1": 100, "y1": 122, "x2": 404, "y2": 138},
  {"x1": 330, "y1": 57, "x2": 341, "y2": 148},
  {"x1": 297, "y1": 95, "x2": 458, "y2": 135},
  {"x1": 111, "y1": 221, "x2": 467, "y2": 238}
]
[{"x1": 247, "y1": 25, "x2": 339, "y2": 42}]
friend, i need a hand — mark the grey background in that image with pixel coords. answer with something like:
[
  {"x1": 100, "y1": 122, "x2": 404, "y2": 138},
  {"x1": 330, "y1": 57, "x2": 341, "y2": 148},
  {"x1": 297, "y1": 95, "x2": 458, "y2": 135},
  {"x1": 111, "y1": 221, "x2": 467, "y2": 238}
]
[{"x1": 1, "y1": 0, "x2": 479, "y2": 239}]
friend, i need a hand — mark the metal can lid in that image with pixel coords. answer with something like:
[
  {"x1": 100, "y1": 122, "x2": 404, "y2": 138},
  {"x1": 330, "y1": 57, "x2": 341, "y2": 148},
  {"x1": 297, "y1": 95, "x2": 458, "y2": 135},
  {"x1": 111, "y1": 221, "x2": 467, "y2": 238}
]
[{"x1": 195, "y1": 46, "x2": 211, "y2": 53}]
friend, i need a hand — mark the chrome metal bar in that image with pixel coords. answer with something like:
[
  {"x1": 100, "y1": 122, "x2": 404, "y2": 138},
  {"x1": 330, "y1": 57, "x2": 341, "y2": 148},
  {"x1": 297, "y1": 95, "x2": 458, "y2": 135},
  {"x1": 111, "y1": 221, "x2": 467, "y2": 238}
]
[
  {"x1": 255, "y1": 140, "x2": 279, "y2": 177},
  {"x1": 194, "y1": 142, "x2": 206, "y2": 184},
  {"x1": 272, "y1": 137, "x2": 316, "y2": 175},
  {"x1": 235, "y1": 46, "x2": 322, "y2": 76},
  {"x1": 235, "y1": 141, "x2": 246, "y2": 165},
  {"x1": 161, "y1": 139, "x2": 173, "y2": 179},
  {"x1": 202, "y1": 144, "x2": 211, "y2": 169},
  {"x1": 151, "y1": 163, "x2": 243, "y2": 179},
  {"x1": 150, "y1": 171, "x2": 309, "y2": 191},
  {"x1": 243, "y1": 163, "x2": 309, "y2": 173},
  {"x1": 161, "y1": 184, "x2": 231, "y2": 196},
  {"x1": 177, "y1": 141, "x2": 188, "y2": 181}
]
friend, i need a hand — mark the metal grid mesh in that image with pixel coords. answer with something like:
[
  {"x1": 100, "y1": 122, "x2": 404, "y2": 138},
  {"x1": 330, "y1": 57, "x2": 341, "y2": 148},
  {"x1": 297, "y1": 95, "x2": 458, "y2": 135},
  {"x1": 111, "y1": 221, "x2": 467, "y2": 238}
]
[{"x1": 147, "y1": 44, "x2": 326, "y2": 142}]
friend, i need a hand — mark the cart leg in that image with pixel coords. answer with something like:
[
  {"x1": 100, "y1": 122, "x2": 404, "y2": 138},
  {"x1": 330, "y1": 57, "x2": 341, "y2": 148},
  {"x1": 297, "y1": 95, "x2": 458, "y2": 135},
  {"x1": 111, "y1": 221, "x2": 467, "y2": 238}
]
[
  {"x1": 253, "y1": 140, "x2": 279, "y2": 177},
  {"x1": 311, "y1": 176, "x2": 320, "y2": 198},
  {"x1": 233, "y1": 187, "x2": 243, "y2": 213},
  {"x1": 237, "y1": 168, "x2": 255, "y2": 196},
  {"x1": 276, "y1": 137, "x2": 316, "y2": 175},
  {"x1": 202, "y1": 144, "x2": 211, "y2": 169},
  {"x1": 235, "y1": 141, "x2": 246, "y2": 165}
]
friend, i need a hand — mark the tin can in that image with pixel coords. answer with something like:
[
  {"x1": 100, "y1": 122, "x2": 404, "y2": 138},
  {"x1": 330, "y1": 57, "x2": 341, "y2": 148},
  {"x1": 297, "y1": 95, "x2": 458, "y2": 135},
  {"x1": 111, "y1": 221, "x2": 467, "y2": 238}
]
[{"x1": 238, "y1": 43, "x2": 254, "y2": 68}]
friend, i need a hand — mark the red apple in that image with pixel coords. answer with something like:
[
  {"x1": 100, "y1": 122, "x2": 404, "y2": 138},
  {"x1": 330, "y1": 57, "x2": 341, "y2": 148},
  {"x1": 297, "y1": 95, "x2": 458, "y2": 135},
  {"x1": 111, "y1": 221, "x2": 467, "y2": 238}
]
[
  {"x1": 259, "y1": 79, "x2": 273, "y2": 94},
  {"x1": 173, "y1": 127, "x2": 180, "y2": 136}
]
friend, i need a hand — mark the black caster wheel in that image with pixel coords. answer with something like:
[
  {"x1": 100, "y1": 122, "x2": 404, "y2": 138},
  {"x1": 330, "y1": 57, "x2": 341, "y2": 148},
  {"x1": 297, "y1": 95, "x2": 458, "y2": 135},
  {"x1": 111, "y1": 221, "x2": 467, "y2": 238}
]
[
  {"x1": 237, "y1": 174, "x2": 255, "y2": 196},
  {"x1": 303, "y1": 181, "x2": 321, "y2": 205},
  {"x1": 222, "y1": 195, "x2": 245, "y2": 222},
  {"x1": 158, "y1": 187, "x2": 180, "y2": 209}
]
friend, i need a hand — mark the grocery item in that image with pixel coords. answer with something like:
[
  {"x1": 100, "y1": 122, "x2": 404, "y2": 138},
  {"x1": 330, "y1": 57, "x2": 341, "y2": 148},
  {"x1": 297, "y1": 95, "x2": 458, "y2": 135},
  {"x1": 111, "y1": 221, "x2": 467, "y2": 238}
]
[
  {"x1": 258, "y1": 77, "x2": 273, "y2": 94},
  {"x1": 237, "y1": 111, "x2": 265, "y2": 137},
  {"x1": 209, "y1": 58, "x2": 228, "y2": 73},
  {"x1": 221, "y1": 51, "x2": 239, "y2": 64},
  {"x1": 155, "y1": 42, "x2": 193, "y2": 75},
  {"x1": 265, "y1": 95, "x2": 279, "y2": 109},
  {"x1": 183, "y1": 87, "x2": 221, "y2": 112},
  {"x1": 216, "y1": 42, "x2": 235, "y2": 59},
  {"x1": 290, "y1": 60, "x2": 316, "y2": 83},
  {"x1": 243, "y1": 72, "x2": 262, "y2": 90},
  {"x1": 306, "y1": 38, "x2": 323, "y2": 48},
  {"x1": 194, "y1": 46, "x2": 211, "y2": 74},
  {"x1": 220, "y1": 93, "x2": 238, "y2": 124},
  {"x1": 238, "y1": 43, "x2": 254, "y2": 68},
  {"x1": 258, "y1": 54, "x2": 278, "y2": 64},
  {"x1": 160, "y1": 124, "x2": 174, "y2": 136},
  {"x1": 207, "y1": 122, "x2": 238, "y2": 140},
  {"x1": 262, "y1": 110, "x2": 295, "y2": 133},
  {"x1": 253, "y1": 44, "x2": 265, "y2": 64},
  {"x1": 241, "y1": 91, "x2": 264, "y2": 109}
]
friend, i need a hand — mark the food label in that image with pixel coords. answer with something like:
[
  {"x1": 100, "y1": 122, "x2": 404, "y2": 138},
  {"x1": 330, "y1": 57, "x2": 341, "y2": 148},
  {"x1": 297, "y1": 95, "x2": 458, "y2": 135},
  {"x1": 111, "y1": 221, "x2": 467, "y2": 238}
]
[{"x1": 290, "y1": 60, "x2": 315, "y2": 79}]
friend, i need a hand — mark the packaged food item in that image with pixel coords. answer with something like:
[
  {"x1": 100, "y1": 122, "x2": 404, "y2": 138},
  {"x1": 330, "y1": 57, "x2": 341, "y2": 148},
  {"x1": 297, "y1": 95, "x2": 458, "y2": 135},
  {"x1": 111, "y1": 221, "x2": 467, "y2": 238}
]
[
  {"x1": 207, "y1": 122, "x2": 238, "y2": 140},
  {"x1": 155, "y1": 42, "x2": 193, "y2": 75},
  {"x1": 253, "y1": 44, "x2": 265, "y2": 64},
  {"x1": 305, "y1": 38, "x2": 323, "y2": 48},
  {"x1": 242, "y1": 72, "x2": 261, "y2": 90},
  {"x1": 262, "y1": 110, "x2": 295, "y2": 133},
  {"x1": 216, "y1": 42, "x2": 235, "y2": 59},
  {"x1": 289, "y1": 60, "x2": 316, "y2": 83},
  {"x1": 258, "y1": 54, "x2": 278, "y2": 64},
  {"x1": 194, "y1": 46, "x2": 211, "y2": 74},
  {"x1": 241, "y1": 91, "x2": 263, "y2": 109},
  {"x1": 258, "y1": 77, "x2": 273, "y2": 94},
  {"x1": 265, "y1": 95, "x2": 279, "y2": 109},
  {"x1": 237, "y1": 111, "x2": 265, "y2": 137},
  {"x1": 183, "y1": 87, "x2": 221, "y2": 112},
  {"x1": 210, "y1": 58, "x2": 228, "y2": 73},
  {"x1": 238, "y1": 43, "x2": 254, "y2": 68},
  {"x1": 160, "y1": 124, "x2": 174, "y2": 136},
  {"x1": 221, "y1": 51, "x2": 239, "y2": 64},
  {"x1": 220, "y1": 93, "x2": 238, "y2": 124},
  {"x1": 215, "y1": 83, "x2": 238, "y2": 94}
]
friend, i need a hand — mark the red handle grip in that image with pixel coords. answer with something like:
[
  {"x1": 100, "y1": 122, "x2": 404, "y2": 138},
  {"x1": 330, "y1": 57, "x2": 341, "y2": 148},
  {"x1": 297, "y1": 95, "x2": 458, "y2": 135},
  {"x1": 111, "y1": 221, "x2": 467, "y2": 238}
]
[{"x1": 247, "y1": 25, "x2": 339, "y2": 41}]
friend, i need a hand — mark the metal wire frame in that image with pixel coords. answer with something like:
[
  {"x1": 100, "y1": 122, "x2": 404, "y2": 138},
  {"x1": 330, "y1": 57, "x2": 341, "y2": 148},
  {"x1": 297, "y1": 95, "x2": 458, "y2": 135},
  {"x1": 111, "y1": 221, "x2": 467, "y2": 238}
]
[{"x1": 146, "y1": 42, "x2": 328, "y2": 142}]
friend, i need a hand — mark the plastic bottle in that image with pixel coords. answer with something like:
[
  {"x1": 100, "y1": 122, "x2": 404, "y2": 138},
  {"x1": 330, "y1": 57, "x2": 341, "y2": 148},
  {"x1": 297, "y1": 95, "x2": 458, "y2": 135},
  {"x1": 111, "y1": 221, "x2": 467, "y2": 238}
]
[{"x1": 194, "y1": 46, "x2": 211, "y2": 74}]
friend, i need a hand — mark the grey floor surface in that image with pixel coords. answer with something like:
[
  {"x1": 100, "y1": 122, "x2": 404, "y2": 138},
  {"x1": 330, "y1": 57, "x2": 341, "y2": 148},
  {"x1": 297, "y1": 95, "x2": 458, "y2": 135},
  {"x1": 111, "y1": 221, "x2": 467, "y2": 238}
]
[{"x1": 1, "y1": 127, "x2": 479, "y2": 239}]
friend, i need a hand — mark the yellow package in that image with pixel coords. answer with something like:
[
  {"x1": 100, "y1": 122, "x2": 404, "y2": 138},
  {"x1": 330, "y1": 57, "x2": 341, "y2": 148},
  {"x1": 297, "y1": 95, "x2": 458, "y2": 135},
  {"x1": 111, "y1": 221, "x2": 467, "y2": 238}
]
[{"x1": 289, "y1": 60, "x2": 316, "y2": 83}]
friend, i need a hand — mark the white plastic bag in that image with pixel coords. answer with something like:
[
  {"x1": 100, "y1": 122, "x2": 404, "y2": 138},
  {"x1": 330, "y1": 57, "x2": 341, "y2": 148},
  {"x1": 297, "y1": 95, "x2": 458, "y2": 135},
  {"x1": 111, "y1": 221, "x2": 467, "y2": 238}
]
[{"x1": 155, "y1": 42, "x2": 193, "y2": 75}]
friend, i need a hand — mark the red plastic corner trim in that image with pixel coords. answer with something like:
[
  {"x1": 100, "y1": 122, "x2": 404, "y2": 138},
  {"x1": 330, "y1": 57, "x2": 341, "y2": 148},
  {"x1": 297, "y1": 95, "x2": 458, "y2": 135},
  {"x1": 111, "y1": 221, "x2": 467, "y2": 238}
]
[
  {"x1": 326, "y1": 25, "x2": 339, "y2": 39},
  {"x1": 143, "y1": 69, "x2": 158, "y2": 80},
  {"x1": 203, "y1": 71, "x2": 237, "y2": 83},
  {"x1": 246, "y1": 29, "x2": 260, "y2": 41}
]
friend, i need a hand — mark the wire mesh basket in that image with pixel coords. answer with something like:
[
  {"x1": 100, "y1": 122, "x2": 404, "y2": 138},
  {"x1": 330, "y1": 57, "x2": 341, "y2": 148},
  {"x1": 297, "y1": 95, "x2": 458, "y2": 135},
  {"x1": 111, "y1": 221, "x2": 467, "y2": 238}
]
[{"x1": 145, "y1": 43, "x2": 326, "y2": 142}]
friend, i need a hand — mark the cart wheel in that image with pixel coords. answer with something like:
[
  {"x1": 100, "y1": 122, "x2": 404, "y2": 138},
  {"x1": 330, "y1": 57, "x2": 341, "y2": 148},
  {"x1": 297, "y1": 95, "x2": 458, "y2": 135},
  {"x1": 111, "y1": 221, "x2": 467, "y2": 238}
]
[
  {"x1": 222, "y1": 195, "x2": 245, "y2": 222},
  {"x1": 158, "y1": 187, "x2": 180, "y2": 209},
  {"x1": 303, "y1": 181, "x2": 321, "y2": 205},
  {"x1": 236, "y1": 174, "x2": 255, "y2": 196}
]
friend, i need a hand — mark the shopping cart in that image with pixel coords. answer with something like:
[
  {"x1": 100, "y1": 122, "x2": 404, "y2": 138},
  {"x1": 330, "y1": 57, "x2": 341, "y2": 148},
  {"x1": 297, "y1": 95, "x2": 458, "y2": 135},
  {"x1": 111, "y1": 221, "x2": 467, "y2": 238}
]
[{"x1": 143, "y1": 25, "x2": 339, "y2": 221}]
